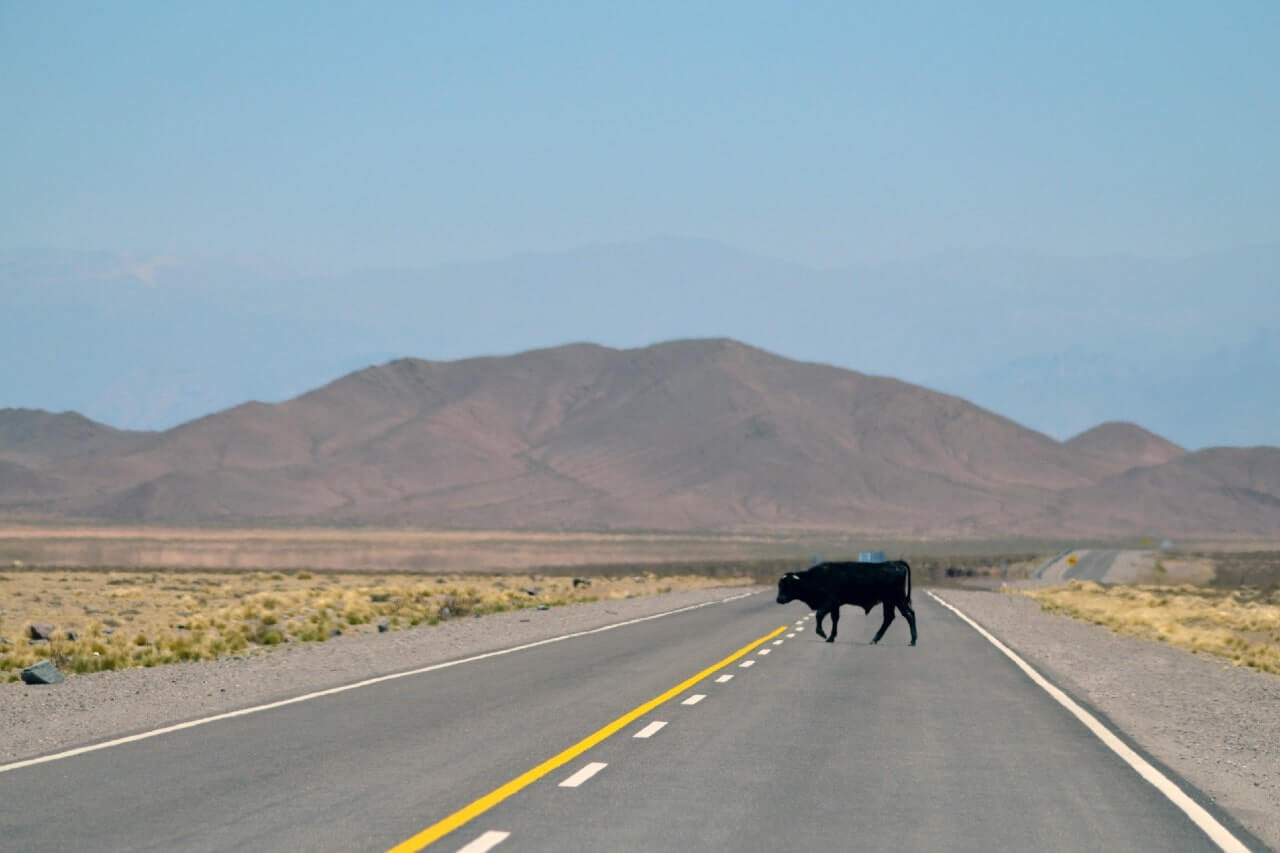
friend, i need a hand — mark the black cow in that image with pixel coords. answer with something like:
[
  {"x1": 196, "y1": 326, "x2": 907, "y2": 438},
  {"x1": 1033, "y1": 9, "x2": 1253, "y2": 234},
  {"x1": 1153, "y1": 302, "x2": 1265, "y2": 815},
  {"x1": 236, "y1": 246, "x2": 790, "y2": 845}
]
[{"x1": 776, "y1": 560, "x2": 917, "y2": 645}]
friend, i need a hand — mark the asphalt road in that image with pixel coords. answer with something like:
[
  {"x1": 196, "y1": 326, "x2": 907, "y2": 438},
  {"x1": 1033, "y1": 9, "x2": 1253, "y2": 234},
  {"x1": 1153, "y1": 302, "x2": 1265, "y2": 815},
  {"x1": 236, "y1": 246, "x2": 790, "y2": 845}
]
[
  {"x1": 0, "y1": 591, "x2": 1240, "y2": 852},
  {"x1": 1062, "y1": 549, "x2": 1120, "y2": 581},
  {"x1": 1036, "y1": 549, "x2": 1122, "y2": 583}
]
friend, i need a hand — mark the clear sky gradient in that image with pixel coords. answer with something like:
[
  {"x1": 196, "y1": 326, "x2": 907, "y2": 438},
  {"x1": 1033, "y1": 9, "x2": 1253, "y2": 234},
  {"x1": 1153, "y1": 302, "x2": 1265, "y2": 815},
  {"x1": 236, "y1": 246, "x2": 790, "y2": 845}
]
[{"x1": 3, "y1": 2, "x2": 1277, "y2": 270}]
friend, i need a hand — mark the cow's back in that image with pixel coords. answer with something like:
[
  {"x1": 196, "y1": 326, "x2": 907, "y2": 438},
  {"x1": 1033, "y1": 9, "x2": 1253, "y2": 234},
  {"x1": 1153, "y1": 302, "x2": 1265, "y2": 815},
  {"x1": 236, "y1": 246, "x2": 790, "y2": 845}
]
[{"x1": 819, "y1": 560, "x2": 909, "y2": 609}]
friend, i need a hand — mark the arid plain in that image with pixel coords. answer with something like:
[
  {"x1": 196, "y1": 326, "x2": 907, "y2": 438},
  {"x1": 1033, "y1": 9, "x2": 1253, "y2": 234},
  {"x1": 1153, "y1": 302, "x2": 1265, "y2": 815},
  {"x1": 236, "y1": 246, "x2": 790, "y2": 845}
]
[{"x1": 4, "y1": 340, "x2": 1279, "y2": 684}]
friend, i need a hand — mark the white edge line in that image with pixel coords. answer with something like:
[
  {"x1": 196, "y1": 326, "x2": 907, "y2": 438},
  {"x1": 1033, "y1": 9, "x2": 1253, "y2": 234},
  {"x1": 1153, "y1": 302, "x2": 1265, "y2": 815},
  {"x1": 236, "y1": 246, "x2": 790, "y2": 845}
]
[
  {"x1": 0, "y1": 589, "x2": 761, "y2": 775},
  {"x1": 457, "y1": 829, "x2": 511, "y2": 853},
  {"x1": 926, "y1": 591, "x2": 1250, "y2": 853},
  {"x1": 559, "y1": 761, "x2": 608, "y2": 787},
  {"x1": 634, "y1": 721, "x2": 667, "y2": 739}
]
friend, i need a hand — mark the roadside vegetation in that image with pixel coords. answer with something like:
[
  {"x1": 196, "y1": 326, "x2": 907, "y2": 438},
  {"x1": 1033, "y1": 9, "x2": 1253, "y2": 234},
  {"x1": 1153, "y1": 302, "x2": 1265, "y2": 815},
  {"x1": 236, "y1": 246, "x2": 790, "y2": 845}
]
[
  {"x1": 0, "y1": 549, "x2": 1039, "y2": 681},
  {"x1": 0, "y1": 541, "x2": 1143, "y2": 681},
  {"x1": 0, "y1": 568, "x2": 750, "y2": 681},
  {"x1": 1019, "y1": 579, "x2": 1280, "y2": 675}
]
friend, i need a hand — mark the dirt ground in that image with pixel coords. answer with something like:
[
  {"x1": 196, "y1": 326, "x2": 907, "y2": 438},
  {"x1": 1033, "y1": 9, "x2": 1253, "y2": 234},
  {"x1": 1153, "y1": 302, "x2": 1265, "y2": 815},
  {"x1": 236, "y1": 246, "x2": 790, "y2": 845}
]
[
  {"x1": 0, "y1": 524, "x2": 1074, "y2": 573},
  {"x1": 1101, "y1": 551, "x2": 1216, "y2": 584}
]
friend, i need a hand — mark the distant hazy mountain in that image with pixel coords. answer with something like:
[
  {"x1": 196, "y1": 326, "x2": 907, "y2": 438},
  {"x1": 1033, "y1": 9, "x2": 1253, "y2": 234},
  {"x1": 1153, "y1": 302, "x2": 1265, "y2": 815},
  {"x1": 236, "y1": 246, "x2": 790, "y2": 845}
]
[
  {"x1": 2, "y1": 240, "x2": 1276, "y2": 448},
  {"x1": 2, "y1": 340, "x2": 1277, "y2": 537},
  {"x1": 937, "y1": 331, "x2": 1280, "y2": 451},
  {"x1": 1063, "y1": 422, "x2": 1186, "y2": 479},
  {"x1": 1019, "y1": 446, "x2": 1280, "y2": 538}
]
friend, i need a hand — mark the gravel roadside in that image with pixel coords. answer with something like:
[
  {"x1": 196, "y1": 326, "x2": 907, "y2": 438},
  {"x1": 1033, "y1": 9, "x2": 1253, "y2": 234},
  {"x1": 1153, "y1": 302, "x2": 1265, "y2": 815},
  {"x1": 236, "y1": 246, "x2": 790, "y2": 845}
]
[
  {"x1": 1, "y1": 586, "x2": 762, "y2": 766},
  {"x1": 936, "y1": 588, "x2": 1280, "y2": 852}
]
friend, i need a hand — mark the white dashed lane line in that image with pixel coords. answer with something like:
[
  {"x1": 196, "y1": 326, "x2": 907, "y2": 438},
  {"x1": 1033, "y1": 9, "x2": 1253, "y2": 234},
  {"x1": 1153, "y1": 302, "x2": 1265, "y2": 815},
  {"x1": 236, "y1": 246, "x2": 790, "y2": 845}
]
[
  {"x1": 633, "y1": 721, "x2": 667, "y2": 739},
  {"x1": 786, "y1": 633, "x2": 796, "y2": 638},
  {"x1": 552, "y1": 638, "x2": 755, "y2": 836},
  {"x1": 456, "y1": 830, "x2": 510, "y2": 853},
  {"x1": 480, "y1": 618, "x2": 781, "y2": 847},
  {"x1": 559, "y1": 762, "x2": 608, "y2": 788},
  {"x1": 388, "y1": 618, "x2": 784, "y2": 853},
  {"x1": 476, "y1": 616, "x2": 782, "y2": 849}
]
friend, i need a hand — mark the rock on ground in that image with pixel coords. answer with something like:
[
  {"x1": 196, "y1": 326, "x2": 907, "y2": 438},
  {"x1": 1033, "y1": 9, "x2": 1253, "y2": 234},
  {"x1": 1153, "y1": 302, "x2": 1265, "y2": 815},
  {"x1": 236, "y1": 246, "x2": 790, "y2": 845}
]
[
  {"x1": 27, "y1": 623, "x2": 56, "y2": 641},
  {"x1": 19, "y1": 660, "x2": 65, "y2": 685}
]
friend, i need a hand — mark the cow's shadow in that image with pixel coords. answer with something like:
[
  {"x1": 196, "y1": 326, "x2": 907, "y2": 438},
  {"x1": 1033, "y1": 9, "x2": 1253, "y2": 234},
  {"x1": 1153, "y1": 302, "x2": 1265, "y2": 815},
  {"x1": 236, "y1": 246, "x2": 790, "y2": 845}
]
[
  {"x1": 810, "y1": 639, "x2": 916, "y2": 646},
  {"x1": 804, "y1": 627, "x2": 916, "y2": 647}
]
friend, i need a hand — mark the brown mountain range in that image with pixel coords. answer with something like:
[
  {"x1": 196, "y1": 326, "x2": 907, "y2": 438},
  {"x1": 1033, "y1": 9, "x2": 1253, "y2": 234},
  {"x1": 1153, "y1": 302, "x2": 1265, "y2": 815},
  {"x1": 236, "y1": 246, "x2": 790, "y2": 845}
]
[{"x1": 1, "y1": 339, "x2": 1277, "y2": 537}]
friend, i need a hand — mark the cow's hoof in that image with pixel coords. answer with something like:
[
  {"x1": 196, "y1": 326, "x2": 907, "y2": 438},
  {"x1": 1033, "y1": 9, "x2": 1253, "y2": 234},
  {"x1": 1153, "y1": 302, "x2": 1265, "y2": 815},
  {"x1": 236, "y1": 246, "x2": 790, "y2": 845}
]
[{"x1": 825, "y1": 637, "x2": 835, "y2": 643}]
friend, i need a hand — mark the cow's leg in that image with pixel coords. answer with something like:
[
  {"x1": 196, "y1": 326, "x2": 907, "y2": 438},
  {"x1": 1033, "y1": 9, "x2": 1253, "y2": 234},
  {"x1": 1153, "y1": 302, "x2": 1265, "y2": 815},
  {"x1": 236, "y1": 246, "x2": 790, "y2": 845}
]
[
  {"x1": 814, "y1": 610, "x2": 827, "y2": 639},
  {"x1": 870, "y1": 602, "x2": 895, "y2": 644},
  {"x1": 899, "y1": 600, "x2": 918, "y2": 646},
  {"x1": 826, "y1": 606, "x2": 839, "y2": 642}
]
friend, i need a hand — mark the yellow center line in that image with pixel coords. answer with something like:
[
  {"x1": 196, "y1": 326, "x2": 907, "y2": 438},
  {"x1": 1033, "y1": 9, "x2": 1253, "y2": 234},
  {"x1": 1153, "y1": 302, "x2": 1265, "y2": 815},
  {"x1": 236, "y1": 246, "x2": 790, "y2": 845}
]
[{"x1": 386, "y1": 623, "x2": 788, "y2": 852}]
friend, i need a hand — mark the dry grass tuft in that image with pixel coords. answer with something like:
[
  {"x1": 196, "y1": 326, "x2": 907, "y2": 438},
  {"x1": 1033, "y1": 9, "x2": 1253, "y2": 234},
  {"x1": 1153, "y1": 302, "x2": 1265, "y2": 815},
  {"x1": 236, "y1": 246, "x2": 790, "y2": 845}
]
[
  {"x1": 1017, "y1": 580, "x2": 1280, "y2": 675},
  {"x1": 0, "y1": 568, "x2": 748, "y2": 680}
]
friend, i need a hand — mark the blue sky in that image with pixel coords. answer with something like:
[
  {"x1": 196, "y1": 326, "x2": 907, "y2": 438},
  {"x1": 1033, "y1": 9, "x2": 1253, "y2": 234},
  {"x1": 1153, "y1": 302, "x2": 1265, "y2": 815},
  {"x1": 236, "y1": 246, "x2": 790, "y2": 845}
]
[{"x1": 3, "y1": 2, "x2": 1277, "y2": 270}]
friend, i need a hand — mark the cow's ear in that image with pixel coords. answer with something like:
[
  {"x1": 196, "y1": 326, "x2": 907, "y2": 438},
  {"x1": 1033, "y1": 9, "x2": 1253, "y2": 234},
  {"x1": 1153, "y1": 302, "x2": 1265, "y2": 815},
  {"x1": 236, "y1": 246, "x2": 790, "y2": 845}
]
[{"x1": 785, "y1": 572, "x2": 798, "y2": 579}]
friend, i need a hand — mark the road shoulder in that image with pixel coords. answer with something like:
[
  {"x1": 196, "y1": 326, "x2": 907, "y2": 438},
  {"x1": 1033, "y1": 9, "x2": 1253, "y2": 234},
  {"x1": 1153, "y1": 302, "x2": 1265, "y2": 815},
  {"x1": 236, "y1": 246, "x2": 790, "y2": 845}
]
[
  {"x1": 936, "y1": 588, "x2": 1279, "y2": 851},
  {"x1": 0, "y1": 586, "x2": 763, "y2": 767}
]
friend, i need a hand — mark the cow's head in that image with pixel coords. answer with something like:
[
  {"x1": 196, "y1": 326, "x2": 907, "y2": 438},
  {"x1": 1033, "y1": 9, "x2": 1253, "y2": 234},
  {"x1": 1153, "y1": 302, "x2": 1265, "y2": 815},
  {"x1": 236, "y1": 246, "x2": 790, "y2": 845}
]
[{"x1": 776, "y1": 571, "x2": 804, "y2": 604}]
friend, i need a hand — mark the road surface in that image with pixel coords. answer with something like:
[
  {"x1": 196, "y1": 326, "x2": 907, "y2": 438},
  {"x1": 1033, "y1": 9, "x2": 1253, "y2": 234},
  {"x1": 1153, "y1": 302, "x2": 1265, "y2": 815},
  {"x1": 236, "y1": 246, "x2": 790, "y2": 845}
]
[
  {"x1": 0, "y1": 591, "x2": 1250, "y2": 851},
  {"x1": 1036, "y1": 549, "x2": 1136, "y2": 583},
  {"x1": 1063, "y1": 549, "x2": 1120, "y2": 581}
]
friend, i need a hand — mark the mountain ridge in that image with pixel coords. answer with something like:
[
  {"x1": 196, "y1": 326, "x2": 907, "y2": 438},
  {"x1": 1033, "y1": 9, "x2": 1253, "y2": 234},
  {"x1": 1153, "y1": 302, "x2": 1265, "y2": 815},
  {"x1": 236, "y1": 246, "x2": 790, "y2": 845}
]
[{"x1": 3, "y1": 339, "x2": 1275, "y2": 537}]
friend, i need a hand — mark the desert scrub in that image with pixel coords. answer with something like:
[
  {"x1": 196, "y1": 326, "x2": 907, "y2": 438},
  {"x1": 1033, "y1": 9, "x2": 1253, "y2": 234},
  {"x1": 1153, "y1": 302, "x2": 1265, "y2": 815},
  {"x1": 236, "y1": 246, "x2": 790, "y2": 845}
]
[
  {"x1": 1018, "y1": 580, "x2": 1280, "y2": 675},
  {"x1": 0, "y1": 567, "x2": 750, "y2": 678}
]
